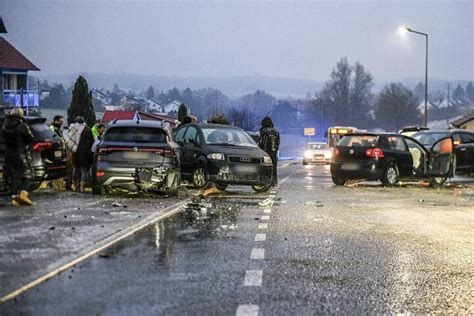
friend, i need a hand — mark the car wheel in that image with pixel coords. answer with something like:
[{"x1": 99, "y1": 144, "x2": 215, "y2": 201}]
[
  {"x1": 332, "y1": 175, "x2": 346, "y2": 186},
  {"x1": 252, "y1": 183, "x2": 272, "y2": 193},
  {"x1": 381, "y1": 163, "x2": 398, "y2": 186},
  {"x1": 430, "y1": 176, "x2": 446, "y2": 188},
  {"x1": 215, "y1": 183, "x2": 228, "y2": 191},
  {"x1": 192, "y1": 165, "x2": 210, "y2": 189}
]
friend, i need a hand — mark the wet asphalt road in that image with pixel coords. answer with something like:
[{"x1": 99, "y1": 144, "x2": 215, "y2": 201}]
[{"x1": 1, "y1": 163, "x2": 473, "y2": 315}]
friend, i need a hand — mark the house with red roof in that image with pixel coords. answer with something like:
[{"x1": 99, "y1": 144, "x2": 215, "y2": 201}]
[{"x1": 0, "y1": 36, "x2": 40, "y2": 108}]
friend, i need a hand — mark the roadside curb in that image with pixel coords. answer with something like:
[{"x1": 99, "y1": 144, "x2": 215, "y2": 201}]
[{"x1": 0, "y1": 199, "x2": 188, "y2": 304}]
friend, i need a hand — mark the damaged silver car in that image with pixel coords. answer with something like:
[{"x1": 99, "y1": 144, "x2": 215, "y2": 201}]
[{"x1": 92, "y1": 119, "x2": 180, "y2": 195}]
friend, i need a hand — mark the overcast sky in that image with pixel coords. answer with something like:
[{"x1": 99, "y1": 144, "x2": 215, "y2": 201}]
[{"x1": 1, "y1": 0, "x2": 472, "y2": 82}]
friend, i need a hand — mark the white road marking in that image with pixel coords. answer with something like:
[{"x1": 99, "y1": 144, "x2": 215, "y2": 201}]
[
  {"x1": 255, "y1": 233, "x2": 266, "y2": 241},
  {"x1": 261, "y1": 215, "x2": 270, "y2": 221},
  {"x1": 251, "y1": 248, "x2": 265, "y2": 260},
  {"x1": 258, "y1": 223, "x2": 268, "y2": 229},
  {"x1": 236, "y1": 304, "x2": 259, "y2": 316},
  {"x1": 263, "y1": 209, "x2": 271, "y2": 214},
  {"x1": 244, "y1": 270, "x2": 263, "y2": 286},
  {"x1": 269, "y1": 194, "x2": 276, "y2": 198}
]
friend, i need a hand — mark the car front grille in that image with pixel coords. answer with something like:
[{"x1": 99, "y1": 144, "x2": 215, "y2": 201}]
[{"x1": 228, "y1": 156, "x2": 262, "y2": 164}]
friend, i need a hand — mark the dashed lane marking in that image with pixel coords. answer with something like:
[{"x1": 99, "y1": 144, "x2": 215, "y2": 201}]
[
  {"x1": 244, "y1": 270, "x2": 263, "y2": 286},
  {"x1": 255, "y1": 234, "x2": 266, "y2": 241},
  {"x1": 236, "y1": 304, "x2": 259, "y2": 316},
  {"x1": 250, "y1": 248, "x2": 265, "y2": 260},
  {"x1": 258, "y1": 223, "x2": 268, "y2": 229},
  {"x1": 263, "y1": 208, "x2": 271, "y2": 214},
  {"x1": 261, "y1": 215, "x2": 270, "y2": 221}
]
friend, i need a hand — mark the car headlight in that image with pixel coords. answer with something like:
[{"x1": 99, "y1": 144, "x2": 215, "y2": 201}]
[
  {"x1": 207, "y1": 153, "x2": 225, "y2": 160},
  {"x1": 304, "y1": 151, "x2": 313, "y2": 159},
  {"x1": 263, "y1": 156, "x2": 272, "y2": 164}
]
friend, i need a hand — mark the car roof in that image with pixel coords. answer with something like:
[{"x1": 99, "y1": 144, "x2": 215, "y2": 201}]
[
  {"x1": 345, "y1": 132, "x2": 399, "y2": 137},
  {"x1": 193, "y1": 123, "x2": 244, "y2": 130},
  {"x1": 107, "y1": 119, "x2": 164, "y2": 128},
  {"x1": 414, "y1": 129, "x2": 471, "y2": 134},
  {"x1": 0, "y1": 115, "x2": 47, "y2": 124}
]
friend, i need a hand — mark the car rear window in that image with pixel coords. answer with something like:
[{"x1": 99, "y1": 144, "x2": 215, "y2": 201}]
[
  {"x1": 104, "y1": 127, "x2": 167, "y2": 143},
  {"x1": 30, "y1": 123, "x2": 55, "y2": 141},
  {"x1": 338, "y1": 135, "x2": 377, "y2": 147}
]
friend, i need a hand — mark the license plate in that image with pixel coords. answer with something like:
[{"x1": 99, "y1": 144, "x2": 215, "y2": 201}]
[
  {"x1": 54, "y1": 151, "x2": 62, "y2": 158},
  {"x1": 235, "y1": 165, "x2": 257, "y2": 173},
  {"x1": 341, "y1": 162, "x2": 359, "y2": 171},
  {"x1": 123, "y1": 151, "x2": 150, "y2": 160}
]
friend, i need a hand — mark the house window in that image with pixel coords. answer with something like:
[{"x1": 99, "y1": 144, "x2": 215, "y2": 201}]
[{"x1": 3, "y1": 73, "x2": 27, "y2": 90}]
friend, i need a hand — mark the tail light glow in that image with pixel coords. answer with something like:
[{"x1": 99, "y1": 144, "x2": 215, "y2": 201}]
[
  {"x1": 32, "y1": 141, "x2": 53, "y2": 152},
  {"x1": 365, "y1": 148, "x2": 384, "y2": 158}
]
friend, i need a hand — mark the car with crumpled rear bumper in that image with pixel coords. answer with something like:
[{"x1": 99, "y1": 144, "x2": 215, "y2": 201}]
[
  {"x1": 92, "y1": 119, "x2": 180, "y2": 195},
  {"x1": 330, "y1": 132, "x2": 454, "y2": 187},
  {"x1": 174, "y1": 123, "x2": 273, "y2": 192}
]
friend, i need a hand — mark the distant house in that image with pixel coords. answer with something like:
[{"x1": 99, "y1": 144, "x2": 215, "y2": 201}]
[
  {"x1": 91, "y1": 89, "x2": 112, "y2": 105},
  {"x1": 138, "y1": 111, "x2": 178, "y2": 128},
  {"x1": 144, "y1": 98, "x2": 162, "y2": 113},
  {"x1": 451, "y1": 111, "x2": 474, "y2": 131},
  {"x1": 0, "y1": 36, "x2": 40, "y2": 109},
  {"x1": 163, "y1": 100, "x2": 182, "y2": 114}
]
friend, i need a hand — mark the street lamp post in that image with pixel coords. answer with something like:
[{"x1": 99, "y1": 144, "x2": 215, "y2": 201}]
[{"x1": 403, "y1": 27, "x2": 429, "y2": 127}]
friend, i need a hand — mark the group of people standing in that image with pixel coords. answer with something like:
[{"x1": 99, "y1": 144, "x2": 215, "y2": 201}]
[
  {"x1": 2, "y1": 110, "x2": 105, "y2": 207},
  {"x1": 2, "y1": 109, "x2": 280, "y2": 207}
]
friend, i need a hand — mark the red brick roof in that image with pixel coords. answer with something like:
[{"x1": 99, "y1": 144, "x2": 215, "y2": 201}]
[
  {"x1": 101, "y1": 110, "x2": 137, "y2": 123},
  {"x1": 0, "y1": 36, "x2": 40, "y2": 71}
]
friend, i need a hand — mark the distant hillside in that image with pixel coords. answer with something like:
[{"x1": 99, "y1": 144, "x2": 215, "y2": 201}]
[{"x1": 38, "y1": 73, "x2": 324, "y2": 98}]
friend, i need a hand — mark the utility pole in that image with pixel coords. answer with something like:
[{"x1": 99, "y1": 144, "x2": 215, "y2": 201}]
[{"x1": 446, "y1": 83, "x2": 451, "y2": 125}]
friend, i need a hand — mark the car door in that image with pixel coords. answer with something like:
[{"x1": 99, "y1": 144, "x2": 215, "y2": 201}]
[
  {"x1": 427, "y1": 137, "x2": 454, "y2": 177},
  {"x1": 386, "y1": 136, "x2": 413, "y2": 177},
  {"x1": 180, "y1": 126, "x2": 201, "y2": 175},
  {"x1": 459, "y1": 132, "x2": 474, "y2": 174}
]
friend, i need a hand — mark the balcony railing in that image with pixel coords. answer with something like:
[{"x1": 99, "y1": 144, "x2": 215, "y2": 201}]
[{"x1": 3, "y1": 90, "x2": 40, "y2": 108}]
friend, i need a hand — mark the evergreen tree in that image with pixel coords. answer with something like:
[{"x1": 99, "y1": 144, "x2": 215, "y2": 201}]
[
  {"x1": 178, "y1": 103, "x2": 188, "y2": 122},
  {"x1": 452, "y1": 84, "x2": 465, "y2": 101},
  {"x1": 146, "y1": 85, "x2": 155, "y2": 99},
  {"x1": 466, "y1": 82, "x2": 474, "y2": 102},
  {"x1": 67, "y1": 75, "x2": 96, "y2": 126}
]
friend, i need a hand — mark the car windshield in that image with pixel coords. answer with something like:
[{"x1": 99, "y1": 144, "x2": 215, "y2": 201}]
[
  {"x1": 307, "y1": 143, "x2": 328, "y2": 150},
  {"x1": 104, "y1": 127, "x2": 167, "y2": 143},
  {"x1": 413, "y1": 132, "x2": 449, "y2": 146},
  {"x1": 338, "y1": 135, "x2": 377, "y2": 147},
  {"x1": 202, "y1": 127, "x2": 258, "y2": 147}
]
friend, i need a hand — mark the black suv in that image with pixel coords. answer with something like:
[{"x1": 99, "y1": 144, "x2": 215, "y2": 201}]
[
  {"x1": 413, "y1": 129, "x2": 474, "y2": 176},
  {"x1": 174, "y1": 123, "x2": 273, "y2": 192},
  {"x1": 92, "y1": 119, "x2": 180, "y2": 195},
  {"x1": 0, "y1": 115, "x2": 67, "y2": 193}
]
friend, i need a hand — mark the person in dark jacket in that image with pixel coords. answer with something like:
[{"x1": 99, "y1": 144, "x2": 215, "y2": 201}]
[
  {"x1": 2, "y1": 108, "x2": 34, "y2": 206},
  {"x1": 65, "y1": 116, "x2": 94, "y2": 192},
  {"x1": 259, "y1": 116, "x2": 280, "y2": 187}
]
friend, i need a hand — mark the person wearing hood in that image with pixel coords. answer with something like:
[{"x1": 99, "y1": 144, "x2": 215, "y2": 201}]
[
  {"x1": 65, "y1": 116, "x2": 94, "y2": 192},
  {"x1": 259, "y1": 116, "x2": 280, "y2": 187},
  {"x1": 2, "y1": 108, "x2": 34, "y2": 206}
]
